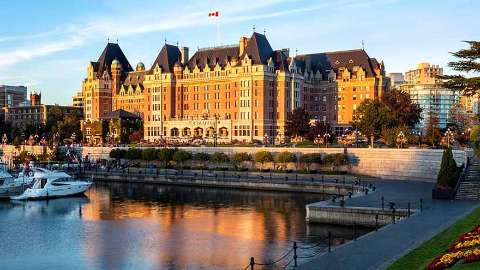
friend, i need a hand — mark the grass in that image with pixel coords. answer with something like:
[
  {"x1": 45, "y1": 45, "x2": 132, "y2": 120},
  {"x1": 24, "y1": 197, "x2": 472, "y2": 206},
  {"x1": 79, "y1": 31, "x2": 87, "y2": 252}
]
[{"x1": 387, "y1": 206, "x2": 480, "y2": 270}]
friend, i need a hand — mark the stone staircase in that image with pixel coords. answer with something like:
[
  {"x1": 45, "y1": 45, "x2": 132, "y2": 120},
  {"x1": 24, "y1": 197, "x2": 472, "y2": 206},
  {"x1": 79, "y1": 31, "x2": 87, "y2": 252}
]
[{"x1": 455, "y1": 160, "x2": 480, "y2": 200}]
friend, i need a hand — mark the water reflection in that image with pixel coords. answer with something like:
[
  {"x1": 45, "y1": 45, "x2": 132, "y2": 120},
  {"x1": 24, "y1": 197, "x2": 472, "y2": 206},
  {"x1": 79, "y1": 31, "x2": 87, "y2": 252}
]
[{"x1": 0, "y1": 182, "x2": 370, "y2": 270}]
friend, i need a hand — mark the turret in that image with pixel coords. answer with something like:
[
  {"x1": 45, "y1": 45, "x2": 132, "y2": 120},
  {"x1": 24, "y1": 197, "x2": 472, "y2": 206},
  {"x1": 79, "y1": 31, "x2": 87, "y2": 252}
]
[
  {"x1": 111, "y1": 58, "x2": 122, "y2": 95},
  {"x1": 136, "y1": 62, "x2": 145, "y2": 71}
]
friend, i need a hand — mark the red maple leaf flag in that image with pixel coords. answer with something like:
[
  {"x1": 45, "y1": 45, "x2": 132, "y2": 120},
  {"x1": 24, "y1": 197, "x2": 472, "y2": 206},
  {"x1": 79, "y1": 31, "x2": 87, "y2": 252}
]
[{"x1": 208, "y1": 11, "x2": 219, "y2": 17}]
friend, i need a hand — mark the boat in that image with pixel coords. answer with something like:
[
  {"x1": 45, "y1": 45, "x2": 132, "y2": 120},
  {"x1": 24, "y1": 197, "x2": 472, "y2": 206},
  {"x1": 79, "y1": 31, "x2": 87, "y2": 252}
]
[
  {"x1": 0, "y1": 163, "x2": 34, "y2": 198},
  {"x1": 11, "y1": 168, "x2": 92, "y2": 200}
]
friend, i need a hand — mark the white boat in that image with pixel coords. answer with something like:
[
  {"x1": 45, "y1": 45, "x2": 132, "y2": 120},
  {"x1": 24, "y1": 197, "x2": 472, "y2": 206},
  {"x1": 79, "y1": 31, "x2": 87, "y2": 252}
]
[
  {"x1": 11, "y1": 168, "x2": 92, "y2": 200},
  {"x1": 0, "y1": 163, "x2": 34, "y2": 197}
]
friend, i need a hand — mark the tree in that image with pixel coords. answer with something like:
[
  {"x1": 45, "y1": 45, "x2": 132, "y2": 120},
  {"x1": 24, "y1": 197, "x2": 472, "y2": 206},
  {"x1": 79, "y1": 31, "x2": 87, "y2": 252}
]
[
  {"x1": 254, "y1": 151, "x2": 274, "y2": 169},
  {"x1": 285, "y1": 107, "x2": 311, "y2": 140},
  {"x1": 356, "y1": 99, "x2": 396, "y2": 144},
  {"x1": 424, "y1": 112, "x2": 442, "y2": 147},
  {"x1": 437, "y1": 148, "x2": 460, "y2": 188},
  {"x1": 210, "y1": 152, "x2": 230, "y2": 163},
  {"x1": 141, "y1": 148, "x2": 158, "y2": 161},
  {"x1": 299, "y1": 153, "x2": 322, "y2": 172},
  {"x1": 381, "y1": 89, "x2": 422, "y2": 128},
  {"x1": 441, "y1": 41, "x2": 480, "y2": 96},
  {"x1": 381, "y1": 126, "x2": 411, "y2": 147},
  {"x1": 449, "y1": 103, "x2": 476, "y2": 132},
  {"x1": 275, "y1": 151, "x2": 297, "y2": 170},
  {"x1": 324, "y1": 153, "x2": 349, "y2": 167},
  {"x1": 193, "y1": 152, "x2": 210, "y2": 167},
  {"x1": 231, "y1": 152, "x2": 252, "y2": 169},
  {"x1": 125, "y1": 148, "x2": 142, "y2": 160},
  {"x1": 109, "y1": 148, "x2": 127, "y2": 161},
  {"x1": 157, "y1": 148, "x2": 176, "y2": 168},
  {"x1": 306, "y1": 120, "x2": 331, "y2": 142},
  {"x1": 172, "y1": 150, "x2": 192, "y2": 170}
]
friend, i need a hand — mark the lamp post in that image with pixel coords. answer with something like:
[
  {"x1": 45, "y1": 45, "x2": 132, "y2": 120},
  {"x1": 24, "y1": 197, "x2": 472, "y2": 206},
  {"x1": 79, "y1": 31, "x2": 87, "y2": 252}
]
[
  {"x1": 396, "y1": 131, "x2": 406, "y2": 149},
  {"x1": 323, "y1": 133, "x2": 331, "y2": 148},
  {"x1": 353, "y1": 130, "x2": 361, "y2": 148},
  {"x1": 445, "y1": 128, "x2": 454, "y2": 148},
  {"x1": 314, "y1": 134, "x2": 322, "y2": 148}
]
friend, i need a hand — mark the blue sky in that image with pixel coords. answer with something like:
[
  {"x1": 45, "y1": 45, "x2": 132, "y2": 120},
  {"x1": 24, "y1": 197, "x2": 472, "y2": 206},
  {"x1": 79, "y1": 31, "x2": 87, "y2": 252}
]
[{"x1": 0, "y1": 0, "x2": 478, "y2": 105}]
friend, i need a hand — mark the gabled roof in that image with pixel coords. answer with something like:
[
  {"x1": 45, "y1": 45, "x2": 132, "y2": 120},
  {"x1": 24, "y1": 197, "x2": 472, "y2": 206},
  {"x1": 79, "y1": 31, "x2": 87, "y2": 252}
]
[
  {"x1": 242, "y1": 32, "x2": 274, "y2": 65},
  {"x1": 123, "y1": 70, "x2": 146, "y2": 87},
  {"x1": 150, "y1": 44, "x2": 181, "y2": 72},
  {"x1": 101, "y1": 109, "x2": 141, "y2": 120},
  {"x1": 187, "y1": 45, "x2": 239, "y2": 71},
  {"x1": 94, "y1": 43, "x2": 132, "y2": 79},
  {"x1": 295, "y1": 49, "x2": 381, "y2": 77}
]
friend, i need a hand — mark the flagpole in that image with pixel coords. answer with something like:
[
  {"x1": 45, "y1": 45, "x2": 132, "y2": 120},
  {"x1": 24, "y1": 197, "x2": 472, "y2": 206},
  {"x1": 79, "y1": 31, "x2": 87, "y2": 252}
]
[{"x1": 216, "y1": 16, "x2": 220, "y2": 46}]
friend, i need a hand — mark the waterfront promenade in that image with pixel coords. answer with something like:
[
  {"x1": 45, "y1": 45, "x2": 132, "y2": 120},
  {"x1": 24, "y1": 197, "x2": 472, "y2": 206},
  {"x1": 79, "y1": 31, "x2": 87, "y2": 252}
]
[{"x1": 299, "y1": 180, "x2": 479, "y2": 270}]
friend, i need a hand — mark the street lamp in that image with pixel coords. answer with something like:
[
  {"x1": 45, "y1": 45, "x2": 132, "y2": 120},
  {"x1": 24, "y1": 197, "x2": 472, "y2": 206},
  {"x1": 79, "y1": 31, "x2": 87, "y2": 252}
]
[
  {"x1": 444, "y1": 128, "x2": 455, "y2": 148},
  {"x1": 353, "y1": 130, "x2": 361, "y2": 148},
  {"x1": 323, "y1": 133, "x2": 331, "y2": 148},
  {"x1": 263, "y1": 134, "x2": 270, "y2": 146},
  {"x1": 314, "y1": 134, "x2": 322, "y2": 148},
  {"x1": 396, "y1": 131, "x2": 406, "y2": 149}
]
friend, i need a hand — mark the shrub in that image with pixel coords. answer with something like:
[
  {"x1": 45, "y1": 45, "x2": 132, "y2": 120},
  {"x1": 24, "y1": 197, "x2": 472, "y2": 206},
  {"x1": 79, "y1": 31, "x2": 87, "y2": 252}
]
[
  {"x1": 109, "y1": 148, "x2": 127, "y2": 160},
  {"x1": 437, "y1": 148, "x2": 461, "y2": 188},
  {"x1": 157, "y1": 148, "x2": 176, "y2": 167},
  {"x1": 324, "y1": 153, "x2": 349, "y2": 166},
  {"x1": 193, "y1": 152, "x2": 210, "y2": 161},
  {"x1": 254, "y1": 151, "x2": 274, "y2": 169},
  {"x1": 275, "y1": 151, "x2": 297, "y2": 169},
  {"x1": 299, "y1": 153, "x2": 322, "y2": 171},
  {"x1": 172, "y1": 150, "x2": 192, "y2": 164},
  {"x1": 210, "y1": 152, "x2": 230, "y2": 163},
  {"x1": 141, "y1": 148, "x2": 158, "y2": 161},
  {"x1": 231, "y1": 152, "x2": 252, "y2": 169},
  {"x1": 125, "y1": 148, "x2": 142, "y2": 160}
]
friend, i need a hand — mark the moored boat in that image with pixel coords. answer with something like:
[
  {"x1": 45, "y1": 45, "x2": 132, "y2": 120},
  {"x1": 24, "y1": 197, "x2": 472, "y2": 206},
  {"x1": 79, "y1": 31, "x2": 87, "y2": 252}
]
[{"x1": 11, "y1": 168, "x2": 92, "y2": 200}]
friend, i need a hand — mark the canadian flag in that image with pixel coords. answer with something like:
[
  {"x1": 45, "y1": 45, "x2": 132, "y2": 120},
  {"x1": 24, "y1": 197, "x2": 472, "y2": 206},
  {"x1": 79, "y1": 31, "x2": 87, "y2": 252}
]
[{"x1": 208, "y1": 11, "x2": 219, "y2": 17}]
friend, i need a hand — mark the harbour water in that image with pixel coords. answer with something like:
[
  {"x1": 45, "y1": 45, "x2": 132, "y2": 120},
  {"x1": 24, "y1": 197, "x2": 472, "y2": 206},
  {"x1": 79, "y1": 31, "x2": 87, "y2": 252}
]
[{"x1": 0, "y1": 182, "x2": 370, "y2": 270}]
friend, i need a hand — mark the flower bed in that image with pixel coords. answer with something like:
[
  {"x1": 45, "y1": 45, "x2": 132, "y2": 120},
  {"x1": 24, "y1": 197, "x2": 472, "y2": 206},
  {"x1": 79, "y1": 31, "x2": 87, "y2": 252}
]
[{"x1": 428, "y1": 225, "x2": 480, "y2": 269}]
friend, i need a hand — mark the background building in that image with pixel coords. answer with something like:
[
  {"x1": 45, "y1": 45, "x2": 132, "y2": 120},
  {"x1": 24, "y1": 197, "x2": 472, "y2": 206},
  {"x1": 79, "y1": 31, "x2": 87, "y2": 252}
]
[
  {"x1": 0, "y1": 85, "x2": 27, "y2": 108},
  {"x1": 72, "y1": 91, "x2": 84, "y2": 108},
  {"x1": 400, "y1": 63, "x2": 459, "y2": 130},
  {"x1": 81, "y1": 33, "x2": 388, "y2": 144},
  {"x1": 388, "y1": 73, "x2": 405, "y2": 90},
  {"x1": 4, "y1": 92, "x2": 82, "y2": 128}
]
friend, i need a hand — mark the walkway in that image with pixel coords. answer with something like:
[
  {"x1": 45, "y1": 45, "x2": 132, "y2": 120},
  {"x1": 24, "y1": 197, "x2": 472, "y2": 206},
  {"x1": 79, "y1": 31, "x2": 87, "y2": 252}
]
[{"x1": 299, "y1": 180, "x2": 479, "y2": 270}]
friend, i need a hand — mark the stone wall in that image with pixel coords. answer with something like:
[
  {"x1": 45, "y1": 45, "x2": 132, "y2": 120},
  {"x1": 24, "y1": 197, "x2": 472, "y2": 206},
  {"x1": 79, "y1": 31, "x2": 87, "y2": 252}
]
[{"x1": 68, "y1": 146, "x2": 469, "y2": 182}]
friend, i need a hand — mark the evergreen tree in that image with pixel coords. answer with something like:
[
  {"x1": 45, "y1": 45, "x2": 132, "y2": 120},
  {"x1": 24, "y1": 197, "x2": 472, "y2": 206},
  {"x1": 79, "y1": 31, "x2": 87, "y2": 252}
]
[
  {"x1": 437, "y1": 148, "x2": 460, "y2": 188},
  {"x1": 442, "y1": 41, "x2": 480, "y2": 95}
]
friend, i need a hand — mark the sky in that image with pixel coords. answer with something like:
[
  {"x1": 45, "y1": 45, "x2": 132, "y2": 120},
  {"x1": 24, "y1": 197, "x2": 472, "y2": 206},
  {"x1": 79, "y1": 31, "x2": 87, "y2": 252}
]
[{"x1": 0, "y1": 0, "x2": 478, "y2": 105}]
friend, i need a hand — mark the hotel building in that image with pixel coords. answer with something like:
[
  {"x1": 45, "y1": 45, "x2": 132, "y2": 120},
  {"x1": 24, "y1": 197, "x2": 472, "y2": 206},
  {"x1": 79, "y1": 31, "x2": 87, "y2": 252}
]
[{"x1": 81, "y1": 32, "x2": 388, "y2": 143}]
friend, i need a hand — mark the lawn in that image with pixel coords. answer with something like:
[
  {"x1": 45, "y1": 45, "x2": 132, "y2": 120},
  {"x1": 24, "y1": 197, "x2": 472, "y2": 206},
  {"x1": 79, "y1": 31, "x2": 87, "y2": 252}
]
[{"x1": 387, "y1": 206, "x2": 480, "y2": 270}]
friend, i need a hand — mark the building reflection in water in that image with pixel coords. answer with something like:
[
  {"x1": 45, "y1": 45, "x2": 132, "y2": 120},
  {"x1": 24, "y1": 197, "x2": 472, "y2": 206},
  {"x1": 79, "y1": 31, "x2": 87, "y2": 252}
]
[
  {"x1": 78, "y1": 182, "x2": 369, "y2": 269},
  {"x1": 0, "y1": 182, "x2": 370, "y2": 269}
]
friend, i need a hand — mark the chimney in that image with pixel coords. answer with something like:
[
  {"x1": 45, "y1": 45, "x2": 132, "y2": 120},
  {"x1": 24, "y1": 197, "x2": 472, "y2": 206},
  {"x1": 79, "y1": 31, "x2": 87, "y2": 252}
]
[
  {"x1": 239, "y1": 37, "x2": 248, "y2": 56},
  {"x1": 181, "y1": 47, "x2": 189, "y2": 65}
]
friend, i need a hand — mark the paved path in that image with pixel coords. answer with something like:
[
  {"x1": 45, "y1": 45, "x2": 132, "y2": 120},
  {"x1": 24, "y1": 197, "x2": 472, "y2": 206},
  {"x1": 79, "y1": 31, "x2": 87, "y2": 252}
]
[{"x1": 299, "y1": 180, "x2": 479, "y2": 270}]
